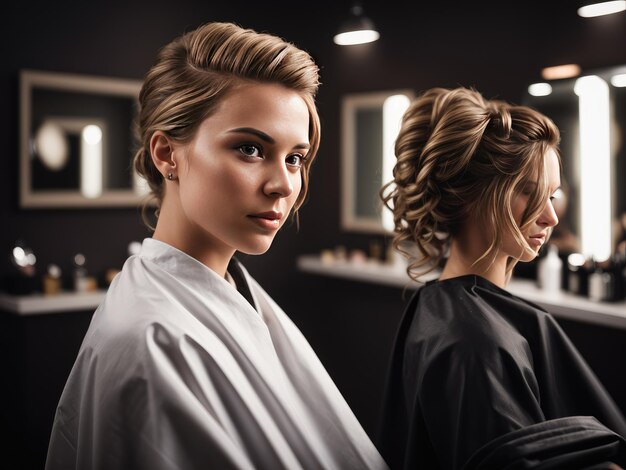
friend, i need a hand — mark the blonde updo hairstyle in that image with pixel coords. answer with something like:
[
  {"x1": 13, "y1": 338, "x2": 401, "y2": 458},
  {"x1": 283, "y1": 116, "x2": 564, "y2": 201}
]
[
  {"x1": 381, "y1": 87, "x2": 561, "y2": 281},
  {"x1": 133, "y1": 22, "x2": 321, "y2": 227}
]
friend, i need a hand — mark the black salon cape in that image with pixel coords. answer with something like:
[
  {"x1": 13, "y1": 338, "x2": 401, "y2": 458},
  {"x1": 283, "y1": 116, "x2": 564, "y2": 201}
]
[{"x1": 378, "y1": 275, "x2": 626, "y2": 470}]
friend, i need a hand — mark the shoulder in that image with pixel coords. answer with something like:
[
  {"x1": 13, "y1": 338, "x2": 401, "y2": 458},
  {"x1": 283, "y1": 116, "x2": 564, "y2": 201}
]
[
  {"x1": 405, "y1": 278, "x2": 535, "y2": 370},
  {"x1": 83, "y1": 259, "x2": 190, "y2": 363}
]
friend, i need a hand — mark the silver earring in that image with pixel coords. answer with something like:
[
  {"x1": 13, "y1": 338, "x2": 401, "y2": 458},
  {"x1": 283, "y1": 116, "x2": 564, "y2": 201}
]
[{"x1": 167, "y1": 172, "x2": 174, "y2": 181}]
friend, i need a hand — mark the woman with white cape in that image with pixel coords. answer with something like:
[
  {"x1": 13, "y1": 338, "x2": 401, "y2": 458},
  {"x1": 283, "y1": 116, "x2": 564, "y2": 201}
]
[{"x1": 45, "y1": 21, "x2": 388, "y2": 470}]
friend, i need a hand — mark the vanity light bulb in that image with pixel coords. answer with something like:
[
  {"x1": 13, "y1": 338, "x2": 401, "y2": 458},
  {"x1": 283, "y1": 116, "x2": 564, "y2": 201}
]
[
  {"x1": 574, "y1": 75, "x2": 612, "y2": 262},
  {"x1": 382, "y1": 94, "x2": 411, "y2": 233},
  {"x1": 80, "y1": 124, "x2": 103, "y2": 199},
  {"x1": 611, "y1": 73, "x2": 626, "y2": 87},
  {"x1": 528, "y1": 83, "x2": 552, "y2": 97},
  {"x1": 577, "y1": 0, "x2": 626, "y2": 17},
  {"x1": 567, "y1": 253, "x2": 586, "y2": 267},
  {"x1": 82, "y1": 125, "x2": 103, "y2": 145},
  {"x1": 333, "y1": 30, "x2": 380, "y2": 46}
]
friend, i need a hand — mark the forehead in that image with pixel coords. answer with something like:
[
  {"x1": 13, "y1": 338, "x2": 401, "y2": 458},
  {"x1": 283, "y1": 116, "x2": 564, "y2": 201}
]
[
  {"x1": 544, "y1": 148, "x2": 561, "y2": 188},
  {"x1": 207, "y1": 82, "x2": 310, "y2": 141},
  {"x1": 522, "y1": 148, "x2": 560, "y2": 186}
]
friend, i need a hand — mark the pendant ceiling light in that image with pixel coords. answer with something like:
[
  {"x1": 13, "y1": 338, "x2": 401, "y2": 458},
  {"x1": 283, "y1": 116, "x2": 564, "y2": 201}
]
[
  {"x1": 577, "y1": 0, "x2": 626, "y2": 17},
  {"x1": 333, "y1": 2, "x2": 380, "y2": 46}
]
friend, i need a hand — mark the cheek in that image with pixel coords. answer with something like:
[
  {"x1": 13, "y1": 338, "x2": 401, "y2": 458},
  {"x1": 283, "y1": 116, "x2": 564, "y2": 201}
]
[
  {"x1": 289, "y1": 172, "x2": 304, "y2": 206},
  {"x1": 511, "y1": 197, "x2": 528, "y2": 226},
  {"x1": 181, "y1": 159, "x2": 244, "y2": 214}
]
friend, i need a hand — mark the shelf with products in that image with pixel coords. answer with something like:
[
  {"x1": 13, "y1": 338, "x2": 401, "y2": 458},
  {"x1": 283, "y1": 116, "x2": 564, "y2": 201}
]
[{"x1": 296, "y1": 254, "x2": 626, "y2": 330}]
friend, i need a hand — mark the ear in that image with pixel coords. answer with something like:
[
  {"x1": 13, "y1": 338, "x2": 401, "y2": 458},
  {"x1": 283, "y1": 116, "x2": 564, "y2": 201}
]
[{"x1": 149, "y1": 131, "x2": 178, "y2": 179}]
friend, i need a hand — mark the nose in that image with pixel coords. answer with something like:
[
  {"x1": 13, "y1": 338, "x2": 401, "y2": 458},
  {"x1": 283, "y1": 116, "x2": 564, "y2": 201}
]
[
  {"x1": 538, "y1": 198, "x2": 559, "y2": 228},
  {"x1": 263, "y1": 160, "x2": 294, "y2": 198}
]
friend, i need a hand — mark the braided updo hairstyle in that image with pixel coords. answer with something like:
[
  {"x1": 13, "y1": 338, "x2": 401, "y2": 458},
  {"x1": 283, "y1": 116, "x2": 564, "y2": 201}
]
[
  {"x1": 381, "y1": 87, "x2": 561, "y2": 281},
  {"x1": 133, "y1": 21, "x2": 321, "y2": 227}
]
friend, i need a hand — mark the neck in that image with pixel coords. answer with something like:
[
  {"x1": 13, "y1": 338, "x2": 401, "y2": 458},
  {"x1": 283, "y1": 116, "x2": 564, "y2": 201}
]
[
  {"x1": 153, "y1": 192, "x2": 234, "y2": 278},
  {"x1": 439, "y1": 238, "x2": 509, "y2": 288}
]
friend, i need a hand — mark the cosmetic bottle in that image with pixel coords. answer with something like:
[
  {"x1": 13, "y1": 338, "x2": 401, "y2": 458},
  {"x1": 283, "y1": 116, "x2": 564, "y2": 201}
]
[
  {"x1": 73, "y1": 253, "x2": 89, "y2": 292},
  {"x1": 537, "y1": 244, "x2": 562, "y2": 294},
  {"x1": 588, "y1": 258, "x2": 614, "y2": 302},
  {"x1": 566, "y1": 253, "x2": 588, "y2": 296},
  {"x1": 603, "y1": 254, "x2": 625, "y2": 301},
  {"x1": 43, "y1": 264, "x2": 62, "y2": 296},
  {"x1": 618, "y1": 253, "x2": 626, "y2": 301}
]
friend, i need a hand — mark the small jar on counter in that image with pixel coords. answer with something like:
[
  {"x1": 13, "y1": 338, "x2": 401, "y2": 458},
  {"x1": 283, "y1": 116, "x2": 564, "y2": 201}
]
[{"x1": 42, "y1": 264, "x2": 62, "y2": 296}]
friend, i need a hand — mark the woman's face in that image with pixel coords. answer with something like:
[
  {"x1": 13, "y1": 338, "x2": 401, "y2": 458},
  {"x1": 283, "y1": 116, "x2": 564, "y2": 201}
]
[
  {"x1": 503, "y1": 148, "x2": 561, "y2": 262},
  {"x1": 173, "y1": 82, "x2": 310, "y2": 256}
]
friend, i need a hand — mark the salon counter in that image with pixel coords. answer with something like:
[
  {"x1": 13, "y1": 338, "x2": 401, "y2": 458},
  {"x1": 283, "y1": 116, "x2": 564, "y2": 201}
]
[
  {"x1": 0, "y1": 290, "x2": 102, "y2": 469},
  {"x1": 0, "y1": 289, "x2": 106, "y2": 315},
  {"x1": 296, "y1": 255, "x2": 626, "y2": 330}
]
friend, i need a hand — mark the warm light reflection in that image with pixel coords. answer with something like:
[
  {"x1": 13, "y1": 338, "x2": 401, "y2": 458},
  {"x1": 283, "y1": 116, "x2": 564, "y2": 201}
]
[
  {"x1": 567, "y1": 253, "x2": 586, "y2": 267},
  {"x1": 333, "y1": 30, "x2": 380, "y2": 46},
  {"x1": 528, "y1": 83, "x2": 553, "y2": 97},
  {"x1": 12, "y1": 246, "x2": 36, "y2": 267},
  {"x1": 541, "y1": 64, "x2": 581, "y2": 80},
  {"x1": 35, "y1": 121, "x2": 68, "y2": 171},
  {"x1": 574, "y1": 75, "x2": 612, "y2": 262},
  {"x1": 80, "y1": 124, "x2": 103, "y2": 199},
  {"x1": 577, "y1": 0, "x2": 626, "y2": 17},
  {"x1": 382, "y1": 94, "x2": 411, "y2": 232}
]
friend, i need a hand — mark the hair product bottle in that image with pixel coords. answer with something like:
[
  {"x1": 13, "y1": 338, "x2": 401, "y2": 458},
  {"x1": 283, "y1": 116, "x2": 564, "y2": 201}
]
[{"x1": 537, "y1": 244, "x2": 563, "y2": 294}]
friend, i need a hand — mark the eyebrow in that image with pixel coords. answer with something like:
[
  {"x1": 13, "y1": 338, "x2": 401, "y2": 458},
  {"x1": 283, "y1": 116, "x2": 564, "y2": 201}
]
[
  {"x1": 521, "y1": 181, "x2": 562, "y2": 193},
  {"x1": 228, "y1": 127, "x2": 310, "y2": 150}
]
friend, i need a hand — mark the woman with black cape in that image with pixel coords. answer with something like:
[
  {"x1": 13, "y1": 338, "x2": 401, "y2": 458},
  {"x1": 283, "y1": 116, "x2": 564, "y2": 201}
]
[{"x1": 377, "y1": 86, "x2": 626, "y2": 470}]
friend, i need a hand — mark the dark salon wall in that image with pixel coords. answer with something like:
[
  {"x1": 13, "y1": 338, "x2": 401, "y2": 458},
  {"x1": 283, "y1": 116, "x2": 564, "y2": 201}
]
[{"x1": 2, "y1": 0, "x2": 626, "y2": 457}]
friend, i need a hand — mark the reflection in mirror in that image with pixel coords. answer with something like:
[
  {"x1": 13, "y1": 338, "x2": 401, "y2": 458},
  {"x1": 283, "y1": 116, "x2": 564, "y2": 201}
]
[
  {"x1": 525, "y1": 65, "x2": 626, "y2": 261},
  {"x1": 20, "y1": 69, "x2": 149, "y2": 208},
  {"x1": 341, "y1": 89, "x2": 413, "y2": 233}
]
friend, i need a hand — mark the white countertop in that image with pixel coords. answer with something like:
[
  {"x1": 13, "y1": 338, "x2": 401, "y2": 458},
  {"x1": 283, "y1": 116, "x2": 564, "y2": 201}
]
[
  {"x1": 297, "y1": 255, "x2": 626, "y2": 330},
  {"x1": 0, "y1": 290, "x2": 106, "y2": 315}
]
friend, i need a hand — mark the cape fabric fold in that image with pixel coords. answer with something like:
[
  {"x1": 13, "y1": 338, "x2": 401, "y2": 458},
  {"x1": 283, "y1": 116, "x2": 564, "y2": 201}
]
[
  {"x1": 378, "y1": 274, "x2": 626, "y2": 470},
  {"x1": 463, "y1": 416, "x2": 626, "y2": 469},
  {"x1": 46, "y1": 238, "x2": 388, "y2": 470}
]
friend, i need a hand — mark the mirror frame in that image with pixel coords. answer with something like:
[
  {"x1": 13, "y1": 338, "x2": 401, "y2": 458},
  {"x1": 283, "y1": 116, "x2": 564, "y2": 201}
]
[
  {"x1": 340, "y1": 89, "x2": 414, "y2": 233},
  {"x1": 19, "y1": 69, "x2": 146, "y2": 208}
]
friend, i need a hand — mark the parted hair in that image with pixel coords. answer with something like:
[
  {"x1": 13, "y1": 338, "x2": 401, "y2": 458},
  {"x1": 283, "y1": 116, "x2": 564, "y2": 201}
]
[
  {"x1": 381, "y1": 87, "x2": 561, "y2": 281},
  {"x1": 133, "y1": 21, "x2": 321, "y2": 226}
]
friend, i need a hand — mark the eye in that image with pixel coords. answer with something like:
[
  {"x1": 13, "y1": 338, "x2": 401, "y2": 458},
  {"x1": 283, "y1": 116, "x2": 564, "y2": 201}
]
[
  {"x1": 518, "y1": 187, "x2": 532, "y2": 198},
  {"x1": 518, "y1": 181, "x2": 537, "y2": 197},
  {"x1": 550, "y1": 188, "x2": 564, "y2": 201},
  {"x1": 285, "y1": 153, "x2": 306, "y2": 168},
  {"x1": 237, "y1": 144, "x2": 262, "y2": 159}
]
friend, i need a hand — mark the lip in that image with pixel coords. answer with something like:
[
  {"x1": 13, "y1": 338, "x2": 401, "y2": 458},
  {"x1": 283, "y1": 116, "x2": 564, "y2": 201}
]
[
  {"x1": 247, "y1": 211, "x2": 283, "y2": 230},
  {"x1": 528, "y1": 233, "x2": 546, "y2": 247}
]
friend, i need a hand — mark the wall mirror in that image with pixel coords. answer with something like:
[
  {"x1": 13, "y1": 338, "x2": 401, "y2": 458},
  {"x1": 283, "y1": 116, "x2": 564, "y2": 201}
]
[
  {"x1": 20, "y1": 69, "x2": 149, "y2": 208},
  {"x1": 525, "y1": 65, "x2": 626, "y2": 261},
  {"x1": 341, "y1": 89, "x2": 414, "y2": 233}
]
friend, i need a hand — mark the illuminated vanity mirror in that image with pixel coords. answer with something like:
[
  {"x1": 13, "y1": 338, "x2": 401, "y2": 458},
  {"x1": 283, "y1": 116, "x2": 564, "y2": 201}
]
[
  {"x1": 524, "y1": 65, "x2": 626, "y2": 261},
  {"x1": 341, "y1": 89, "x2": 414, "y2": 233},
  {"x1": 20, "y1": 69, "x2": 149, "y2": 208}
]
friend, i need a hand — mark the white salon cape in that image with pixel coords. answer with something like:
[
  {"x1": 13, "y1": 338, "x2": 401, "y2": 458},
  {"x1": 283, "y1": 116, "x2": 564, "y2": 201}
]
[{"x1": 46, "y1": 238, "x2": 388, "y2": 470}]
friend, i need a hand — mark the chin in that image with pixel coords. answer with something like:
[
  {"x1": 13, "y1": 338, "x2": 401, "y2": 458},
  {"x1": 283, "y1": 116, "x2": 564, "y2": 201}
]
[
  {"x1": 238, "y1": 239, "x2": 273, "y2": 256},
  {"x1": 519, "y1": 249, "x2": 539, "y2": 263}
]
